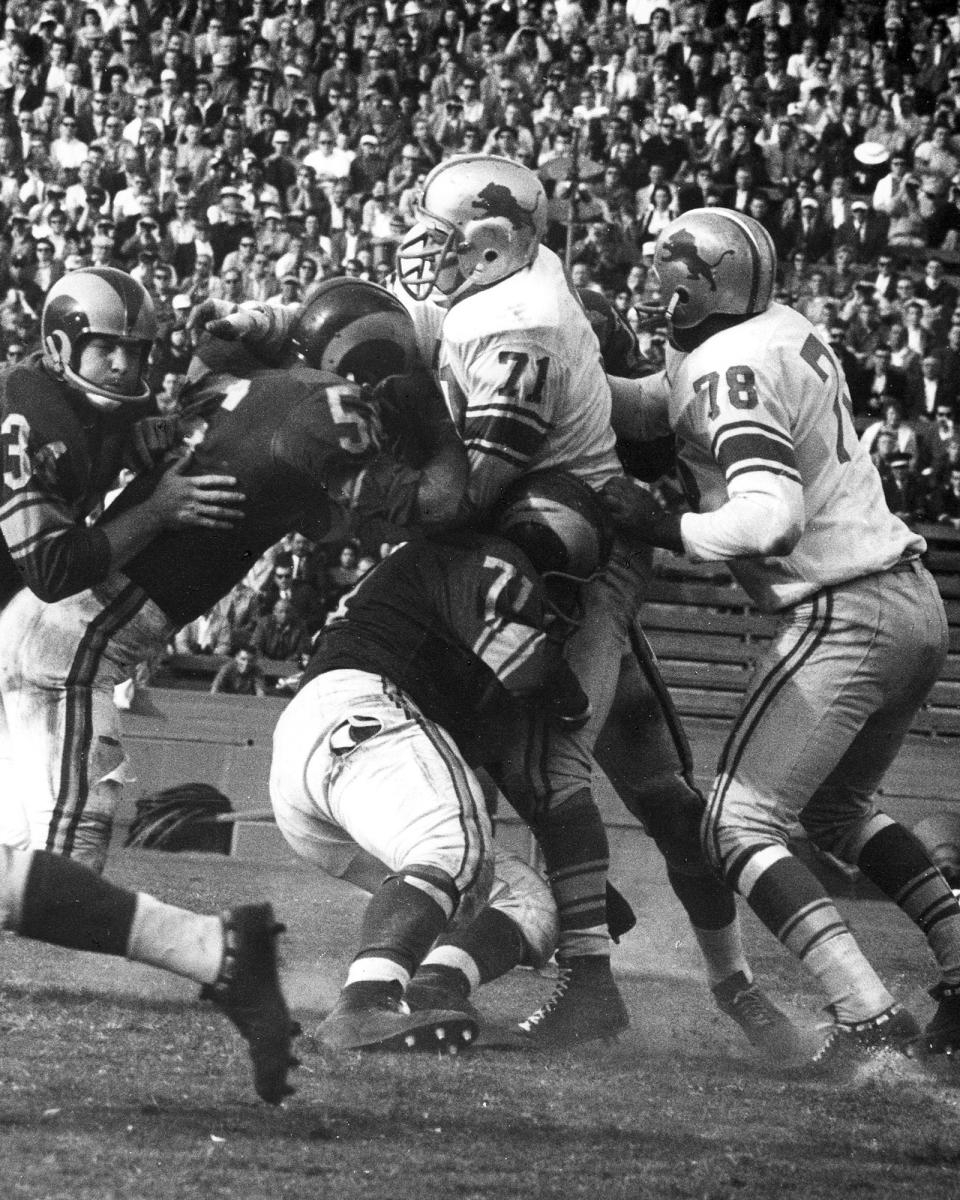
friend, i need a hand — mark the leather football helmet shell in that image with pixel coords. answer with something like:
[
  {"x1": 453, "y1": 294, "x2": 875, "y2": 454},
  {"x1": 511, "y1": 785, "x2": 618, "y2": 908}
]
[
  {"x1": 397, "y1": 154, "x2": 548, "y2": 304},
  {"x1": 493, "y1": 468, "x2": 613, "y2": 580},
  {"x1": 41, "y1": 267, "x2": 158, "y2": 408},
  {"x1": 653, "y1": 207, "x2": 776, "y2": 336},
  {"x1": 288, "y1": 277, "x2": 419, "y2": 387}
]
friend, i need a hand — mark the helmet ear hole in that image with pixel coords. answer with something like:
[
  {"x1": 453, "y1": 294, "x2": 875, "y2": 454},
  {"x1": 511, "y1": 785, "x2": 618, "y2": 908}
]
[
  {"x1": 675, "y1": 287, "x2": 690, "y2": 304},
  {"x1": 483, "y1": 249, "x2": 499, "y2": 263}
]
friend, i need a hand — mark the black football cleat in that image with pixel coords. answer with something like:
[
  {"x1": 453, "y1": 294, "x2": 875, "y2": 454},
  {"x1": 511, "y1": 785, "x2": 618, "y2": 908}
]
[
  {"x1": 201, "y1": 903, "x2": 300, "y2": 1104},
  {"x1": 917, "y1": 980, "x2": 960, "y2": 1056},
  {"x1": 321, "y1": 980, "x2": 477, "y2": 1054},
  {"x1": 518, "y1": 954, "x2": 629, "y2": 1047},
  {"x1": 811, "y1": 1002, "x2": 920, "y2": 1072}
]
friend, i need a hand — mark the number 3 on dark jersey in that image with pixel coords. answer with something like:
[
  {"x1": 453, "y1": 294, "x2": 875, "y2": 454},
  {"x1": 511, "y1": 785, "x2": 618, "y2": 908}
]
[{"x1": 800, "y1": 332, "x2": 851, "y2": 464}]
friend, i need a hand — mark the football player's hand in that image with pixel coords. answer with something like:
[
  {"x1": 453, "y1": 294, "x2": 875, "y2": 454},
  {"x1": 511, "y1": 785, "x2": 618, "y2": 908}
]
[
  {"x1": 127, "y1": 415, "x2": 186, "y2": 472},
  {"x1": 602, "y1": 475, "x2": 662, "y2": 529},
  {"x1": 148, "y1": 452, "x2": 247, "y2": 531},
  {"x1": 602, "y1": 476, "x2": 684, "y2": 553},
  {"x1": 188, "y1": 298, "x2": 248, "y2": 339}
]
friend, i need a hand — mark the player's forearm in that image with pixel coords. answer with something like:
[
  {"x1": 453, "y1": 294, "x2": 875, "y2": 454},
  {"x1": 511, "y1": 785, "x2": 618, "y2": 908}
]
[
  {"x1": 99, "y1": 500, "x2": 168, "y2": 570},
  {"x1": 680, "y1": 482, "x2": 804, "y2": 561},
  {"x1": 1, "y1": 503, "x2": 112, "y2": 603}
]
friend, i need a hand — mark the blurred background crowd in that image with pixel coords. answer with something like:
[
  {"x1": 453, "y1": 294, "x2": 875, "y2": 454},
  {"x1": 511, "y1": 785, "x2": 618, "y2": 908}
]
[{"x1": 4, "y1": 0, "x2": 960, "y2": 684}]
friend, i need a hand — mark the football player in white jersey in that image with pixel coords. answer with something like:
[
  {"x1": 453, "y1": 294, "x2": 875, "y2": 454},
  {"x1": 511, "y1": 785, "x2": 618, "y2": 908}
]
[
  {"x1": 193, "y1": 227, "x2": 798, "y2": 1054},
  {"x1": 604, "y1": 207, "x2": 960, "y2": 1066},
  {"x1": 395, "y1": 157, "x2": 797, "y2": 1051}
]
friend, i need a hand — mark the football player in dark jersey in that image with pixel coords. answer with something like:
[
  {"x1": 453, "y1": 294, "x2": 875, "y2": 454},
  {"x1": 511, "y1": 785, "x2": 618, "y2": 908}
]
[
  {"x1": 0, "y1": 267, "x2": 246, "y2": 609},
  {"x1": 196, "y1": 288, "x2": 801, "y2": 1056},
  {"x1": 0, "y1": 843, "x2": 297, "y2": 1105},
  {"x1": 270, "y1": 471, "x2": 603, "y2": 1053},
  {"x1": 0, "y1": 278, "x2": 467, "y2": 871}
]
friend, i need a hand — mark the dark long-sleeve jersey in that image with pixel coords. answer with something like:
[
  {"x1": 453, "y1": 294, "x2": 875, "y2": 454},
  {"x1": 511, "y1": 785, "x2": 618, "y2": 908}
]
[
  {"x1": 0, "y1": 354, "x2": 140, "y2": 604},
  {"x1": 302, "y1": 533, "x2": 586, "y2": 757},
  {"x1": 109, "y1": 339, "x2": 422, "y2": 627}
]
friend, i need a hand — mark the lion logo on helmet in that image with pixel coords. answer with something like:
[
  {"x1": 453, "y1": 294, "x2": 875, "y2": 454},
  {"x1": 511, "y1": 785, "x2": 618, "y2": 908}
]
[
  {"x1": 660, "y1": 229, "x2": 734, "y2": 292},
  {"x1": 471, "y1": 182, "x2": 540, "y2": 231}
]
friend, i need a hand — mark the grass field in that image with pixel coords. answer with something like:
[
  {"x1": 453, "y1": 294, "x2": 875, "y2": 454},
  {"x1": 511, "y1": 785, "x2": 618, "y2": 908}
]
[{"x1": 4, "y1": 844, "x2": 960, "y2": 1200}]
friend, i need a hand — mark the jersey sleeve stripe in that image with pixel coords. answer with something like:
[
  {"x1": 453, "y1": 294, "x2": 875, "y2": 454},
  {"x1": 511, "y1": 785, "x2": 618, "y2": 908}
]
[
  {"x1": 467, "y1": 402, "x2": 553, "y2": 433},
  {"x1": 711, "y1": 420, "x2": 794, "y2": 457},
  {"x1": 715, "y1": 431, "x2": 799, "y2": 475},
  {"x1": 726, "y1": 462, "x2": 803, "y2": 485},
  {"x1": 465, "y1": 438, "x2": 530, "y2": 469},
  {"x1": 464, "y1": 415, "x2": 546, "y2": 462}
]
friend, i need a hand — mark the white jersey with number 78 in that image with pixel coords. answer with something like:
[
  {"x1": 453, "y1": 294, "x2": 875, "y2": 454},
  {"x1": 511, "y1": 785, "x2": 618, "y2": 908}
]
[{"x1": 634, "y1": 302, "x2": 924, "y2": 612}]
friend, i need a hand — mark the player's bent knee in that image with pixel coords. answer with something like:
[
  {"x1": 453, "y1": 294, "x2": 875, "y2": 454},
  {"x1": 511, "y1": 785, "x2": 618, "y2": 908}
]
[
  {"x1": 402, "y1": 857, "x2": 493, "y2": 924},
  {"x1": 486, "y1": 852, "x2": 558, "y2": 968},
  {"x1": 627, "y1": 772, "x2": 706, "y2": 871}
]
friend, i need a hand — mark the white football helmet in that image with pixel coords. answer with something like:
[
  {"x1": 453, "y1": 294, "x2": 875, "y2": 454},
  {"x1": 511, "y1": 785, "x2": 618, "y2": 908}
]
[
  {"x1": 397, "y1": 154, "x2": 547, "y2": 305},
  {"x1": 653, "y1": 207, "x2": 776, "y2": 344}
]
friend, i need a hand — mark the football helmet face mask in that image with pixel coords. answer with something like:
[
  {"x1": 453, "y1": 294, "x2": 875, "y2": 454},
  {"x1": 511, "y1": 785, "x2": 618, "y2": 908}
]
[
  {"x1": 287, "y1": 277, "x2": 419, "y2": 387},
  {"x1": 652, "y1": 207, "x2": 776, "y2": 348},
  {"x1": 41, "y1": 267, "x2": 158, "y2": 409},
  {"x1": 397, "y1": 155, "x2": 548, "y2": 305}
]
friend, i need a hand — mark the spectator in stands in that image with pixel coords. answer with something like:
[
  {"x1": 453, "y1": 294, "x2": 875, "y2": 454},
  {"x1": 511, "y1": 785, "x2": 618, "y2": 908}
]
[
  {"x1": 256, "y1": 551, "x2": 325, "y2": 633},
  {"x1": 210, "y1": 644, "x2": 268, "y2": 697},
  {"x1": 860, "y1": 398, "x2": 920, "y2": 473},
  {"x1": 251, "y1": 597, "x2": 310, "y2": 664},
  {"x1": 882, "y1": 453, "x2": 927, "y2": 525},
  {"x1": 931, "y1": 466, "x2": 960, "y2": 530}
]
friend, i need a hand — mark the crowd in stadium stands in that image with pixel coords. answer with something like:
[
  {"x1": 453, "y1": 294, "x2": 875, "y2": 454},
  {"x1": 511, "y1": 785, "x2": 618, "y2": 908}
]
[{"x1": 4, "y1": 0, "x2": 960, "y2": 684}]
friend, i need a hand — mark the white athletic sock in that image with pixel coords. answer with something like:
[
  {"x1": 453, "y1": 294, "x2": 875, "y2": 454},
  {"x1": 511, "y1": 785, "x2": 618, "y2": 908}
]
[
  {"x1": 419, "y1": 945, "x2": 482, "y2": 993},
  {"x1": 692, "y1": 921, "x2": 751, "y2": 987},
  {"x1": 126, "y1": 894, "x2": 224, "y2": 985}
]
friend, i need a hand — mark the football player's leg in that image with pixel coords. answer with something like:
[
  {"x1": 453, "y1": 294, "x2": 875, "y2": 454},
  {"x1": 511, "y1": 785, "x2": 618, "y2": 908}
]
[
  {"x1": 1, "y1": 844, "x2": 297, "y2": 1103},
  {"x1": 6, "y1": 585, "x2": 159, "y2": 873},
  {"x1": 0, "y1": 676, "x2": 30, "y2": 851},
  {"x1": 407, "y1": 852, "x2": 559, "y2": 1016},
  {"x1": 596, "y1": 644, "x2": 798, "y2": 1052},
  {"x1": 271, "y1": 672, "x2": 492, "y2": 1051},
  {"x1": 505, "y1": 544, "x2": 648, "y2": 962},
  {"x1": 702, "y1": 594, "x2": 902, "y2": 1032},
  {"x1": 798, "y1": 569, "x2": 960, "y2": 1050}
]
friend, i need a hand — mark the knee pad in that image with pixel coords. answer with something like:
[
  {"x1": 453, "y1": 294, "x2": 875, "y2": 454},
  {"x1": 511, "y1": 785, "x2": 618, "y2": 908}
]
[{"x1": 486, "y1": 852, "x2": 558, "y2": 968}]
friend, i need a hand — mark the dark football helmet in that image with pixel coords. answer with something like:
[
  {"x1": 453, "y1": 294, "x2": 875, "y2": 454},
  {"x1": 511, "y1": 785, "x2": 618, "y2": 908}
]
[
  {"x1": 41, "y1": 267, "x2": 158, "y2": 408},
  {"x1": 287, "y1": 277, "x2": 419, "y2": 387},
  {"x1": 493, "y1": 469, "x2": 613, "y2": 580}
]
